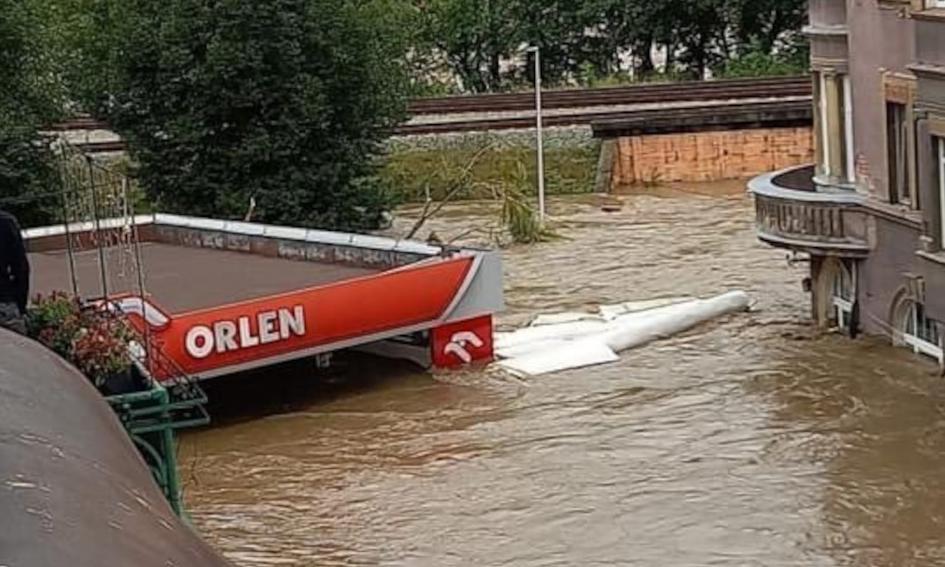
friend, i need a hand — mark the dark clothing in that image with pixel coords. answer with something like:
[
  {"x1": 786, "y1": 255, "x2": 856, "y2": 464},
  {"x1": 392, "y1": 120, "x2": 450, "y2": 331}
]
[
  {"x1": 0, "y1": 210, "x2": 29, "y2": 313},
  {"x1": 0, "y1": 302, "x2": 26, "y2": 334}
]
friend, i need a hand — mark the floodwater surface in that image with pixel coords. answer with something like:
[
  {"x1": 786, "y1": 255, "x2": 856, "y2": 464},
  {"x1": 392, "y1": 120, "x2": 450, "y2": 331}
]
[{"x1": 181, "y1": 184, "x2": 945, "y2": 567}]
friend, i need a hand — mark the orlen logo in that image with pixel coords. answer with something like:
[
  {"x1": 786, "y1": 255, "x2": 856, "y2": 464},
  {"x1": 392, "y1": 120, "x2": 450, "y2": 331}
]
[
  {"x1": 444, "y1": 331, "x2": 484, "y2": 364},
  {"x1": 185, "y1": 306, "x2": 306, "y2": 359}
]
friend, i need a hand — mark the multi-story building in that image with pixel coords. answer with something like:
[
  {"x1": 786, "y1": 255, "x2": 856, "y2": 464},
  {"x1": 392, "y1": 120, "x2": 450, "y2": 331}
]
[{"x1": 750, "y1": 0, "x2": 945, "y2": 364}]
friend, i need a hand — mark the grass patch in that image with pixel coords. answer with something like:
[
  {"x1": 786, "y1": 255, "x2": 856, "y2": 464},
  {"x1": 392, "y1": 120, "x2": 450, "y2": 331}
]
[{"x1": 380, "y1": 143, "x2": 600, "y2": 203}]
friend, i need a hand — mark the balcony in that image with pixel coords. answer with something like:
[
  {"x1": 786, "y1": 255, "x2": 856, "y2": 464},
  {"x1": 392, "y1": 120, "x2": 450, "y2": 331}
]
[{"x1": 748, "y1": 165, "x2": 870, "y2": 256}]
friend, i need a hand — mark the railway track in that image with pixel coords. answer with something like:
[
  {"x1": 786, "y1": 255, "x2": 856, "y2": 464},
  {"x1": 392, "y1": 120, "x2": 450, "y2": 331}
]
[
  {"x1": 393, "y1": 98, "x2": 811, "y2": 136},
  {"x1": 53, "y1": 75, "x2": 812, "y2": 149},
  {"x1": 589, "y1": 99, "x2": 812, "y2": 137},
  {"x1": 406, "y1": 75, "x2": 810, "y2": 115}
]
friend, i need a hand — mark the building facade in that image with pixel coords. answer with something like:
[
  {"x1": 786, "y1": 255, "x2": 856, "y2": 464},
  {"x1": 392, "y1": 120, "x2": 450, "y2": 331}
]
[{"x1": 750, "y1": 0, "x2": 945, "y2": 364}]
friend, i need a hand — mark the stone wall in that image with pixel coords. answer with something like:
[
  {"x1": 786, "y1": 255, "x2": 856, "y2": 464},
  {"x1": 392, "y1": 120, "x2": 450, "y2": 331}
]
[{"x1": 610, "y1": 127, "x2": 814, "y2": 188}]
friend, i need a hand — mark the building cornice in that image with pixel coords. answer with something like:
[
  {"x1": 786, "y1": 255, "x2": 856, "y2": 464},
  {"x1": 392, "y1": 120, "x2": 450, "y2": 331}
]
[
  {"x1": 878, "y1": 0, "x2": 912, "y2": 14},
  {"x1": 811, "y1": 57, "x2": 850, "y2": 73},
  {"x1": 860, "y1": 198, "x2": 924, "y2": 229},
  {"x1": 912, "y1": 8, "x2": 945, "y2": 22},
  {"x1": 916, "y1": 102, "x2": 945, "y2": 120},
  {"x1": 803, "y1": 24, "x2": 849, "y2": 38},
  {"x1": 917, "y1": 250, "x2": 945, "y2": 267},
  {"x1": 908, "y1": 62, "x2": 945, "y2": 79}
]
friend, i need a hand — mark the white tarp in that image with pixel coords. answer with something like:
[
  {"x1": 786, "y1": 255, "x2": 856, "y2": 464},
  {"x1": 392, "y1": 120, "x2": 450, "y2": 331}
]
[{"x1": 496, "y1": 291, "x2": 750, "y2": 377}]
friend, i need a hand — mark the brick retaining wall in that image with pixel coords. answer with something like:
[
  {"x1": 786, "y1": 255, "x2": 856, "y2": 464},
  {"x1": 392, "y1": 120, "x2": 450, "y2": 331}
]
[{"x1": 610, "y1": 127, "x2": 813, "y2": 188}]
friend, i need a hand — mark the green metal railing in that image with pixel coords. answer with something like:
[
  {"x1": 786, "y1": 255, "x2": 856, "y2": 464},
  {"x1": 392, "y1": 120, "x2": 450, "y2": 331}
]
[
  {"x1": 106, "y1": 381, "x2": 208, "y2": 516},
  {"x1": 105, "y1": 312, "x2": 210, "y2": 517}
]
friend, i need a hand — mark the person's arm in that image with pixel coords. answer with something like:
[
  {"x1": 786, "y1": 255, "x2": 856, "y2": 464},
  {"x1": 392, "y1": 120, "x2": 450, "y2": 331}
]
[{"x1": 8, "y1": 217, "x2": 30, "y2": 313}]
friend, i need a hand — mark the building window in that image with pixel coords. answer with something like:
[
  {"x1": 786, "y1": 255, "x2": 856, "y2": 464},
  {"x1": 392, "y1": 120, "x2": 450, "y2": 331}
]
[
  {"x1": 887, "y1": 102, "x2": 912, "y2": 205},
  {"x1": 843, "y1": 76, "x2": 855, "y2": 184},
  {"x1": 902, "y1": 301, "x2": 943, "y2": 362},
  {"x1": 938, "y1": 136, "x2": 945, "y2": 247},
  {"x1": 831, "y1": 260, "x2": 855, "y2": 330},
  {"x1": 927, "y1": 0, "x2": 945, "y2": 8},
  {"x1": 814, "y1": 72, "x2": 855, "y2": 184},
  {"x1": 813, "y1": 73, "x2": 824, "y2": 176}
]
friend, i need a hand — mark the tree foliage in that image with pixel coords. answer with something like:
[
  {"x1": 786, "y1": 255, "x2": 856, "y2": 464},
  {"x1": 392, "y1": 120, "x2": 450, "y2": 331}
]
[
  {"x1": 39, "y1": 0, "x2": 135, "y2": 110},
  {"x1": 2, "y1": 0, "x2": 808, "y2": 230},
  {"x1": 0, "y1": 0, "x2": 63, "y2": 227},
  {"x1": 417, "y1": 0, "x2": 519, "y2": 94},
  {"x1": 413, "y1": 0, "x2": 808, "y2": 92},
  {"x1": 61, "y1": 0, "x2": 411, "y2": 231}
]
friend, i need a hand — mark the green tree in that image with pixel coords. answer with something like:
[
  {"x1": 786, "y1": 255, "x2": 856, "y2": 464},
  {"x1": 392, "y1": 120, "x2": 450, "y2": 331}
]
[
  {"x1": 589, "y1": 0, "x2": 679, "y2": 78},
  {"x1": 671, "y1": 0, "x2": 729, "y2": 79},
  {"x1": 719, "y1": 43, "x2": 809, "y2": 78},
  {"x1": 418, "y1": 0, "x2": 520, "y2": 93},
  {"x1": 0, "y1": 1, "x2": 63, "y2": 227},
  {"x1": 72, "y1": 0, "x2": 410, "y2": 231},
  {"x1": 411, "y1": 0, "x2": 809, "y2": 92},
  {"x1": 511, "y1": 1, "x2": 603, "y2": 86},
  {"x1": 728, "y1": 0, "x2": 807, "y2": 56},
  {"x1": 37, "y1": 0, "x2": 134, "y2": 111},
  {"x1": 716, "y1": 0, "x2": 808, "y2": 77}
]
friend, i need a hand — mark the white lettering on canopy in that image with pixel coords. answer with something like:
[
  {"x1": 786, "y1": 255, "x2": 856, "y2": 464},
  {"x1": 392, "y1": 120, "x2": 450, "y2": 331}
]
[{"x1": 185, "y1": 306, "x2": 307, "y2": 359}]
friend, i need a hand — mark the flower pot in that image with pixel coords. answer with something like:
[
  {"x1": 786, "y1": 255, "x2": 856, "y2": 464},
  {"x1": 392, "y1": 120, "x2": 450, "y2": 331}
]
[{"x1": 99, "y1": 368, "x2": 142, "y2": 396}]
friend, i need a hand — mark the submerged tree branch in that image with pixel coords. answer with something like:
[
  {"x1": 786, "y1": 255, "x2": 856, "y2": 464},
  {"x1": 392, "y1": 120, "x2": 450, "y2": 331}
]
[{"x1": 405, "y1": 143, "x2": 493, "y2": 240}]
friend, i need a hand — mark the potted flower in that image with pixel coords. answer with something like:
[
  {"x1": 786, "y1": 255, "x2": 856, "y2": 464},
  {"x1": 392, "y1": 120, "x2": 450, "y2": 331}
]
[
  {"x1": 26, "y1": 292, "x2": 83, "y2": 359},
  {"x1": 27, "y1": 292, "x2": 143, "y2": 395},
  {"x1": 72, "y1": 320, "x2": 139, "y2": 395}
]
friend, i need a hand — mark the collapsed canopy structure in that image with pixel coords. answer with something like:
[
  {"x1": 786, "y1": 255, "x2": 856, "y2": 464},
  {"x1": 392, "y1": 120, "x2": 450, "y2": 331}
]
[{"x1": 26, "y1": 214, "x2": 504, "y2": 381}]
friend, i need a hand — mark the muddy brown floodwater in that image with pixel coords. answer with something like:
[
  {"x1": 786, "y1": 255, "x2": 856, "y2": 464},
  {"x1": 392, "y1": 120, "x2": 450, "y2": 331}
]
[{"x1": 180, "y1": 183, "x2": 945, "y2": 567}]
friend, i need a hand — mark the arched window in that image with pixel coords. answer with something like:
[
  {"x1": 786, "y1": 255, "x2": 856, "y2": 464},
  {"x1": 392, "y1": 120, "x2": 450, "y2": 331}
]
[{"x1": 900, "y1": 300, "x2": 943, "y2": 363}]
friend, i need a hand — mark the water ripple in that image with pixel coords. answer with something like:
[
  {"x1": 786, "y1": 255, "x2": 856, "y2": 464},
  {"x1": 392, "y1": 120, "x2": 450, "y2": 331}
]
[{"x1": 182, "y1": 191, "x2": 945, "y2": 566}]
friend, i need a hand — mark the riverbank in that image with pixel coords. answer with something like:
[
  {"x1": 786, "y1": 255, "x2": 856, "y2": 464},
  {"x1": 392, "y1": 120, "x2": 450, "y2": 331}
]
[{"x1": 381, "y1": 127, "x2": 599, "y2": 203}]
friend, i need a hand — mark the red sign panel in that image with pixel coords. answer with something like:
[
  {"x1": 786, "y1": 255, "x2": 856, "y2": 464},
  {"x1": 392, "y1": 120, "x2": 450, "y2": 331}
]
[
  {"x1": 430, "y1": 315, "x2": 494, "y2": 368},
  {"x1": 140, "y1": 256, "x2": 476, "y2": 378}
]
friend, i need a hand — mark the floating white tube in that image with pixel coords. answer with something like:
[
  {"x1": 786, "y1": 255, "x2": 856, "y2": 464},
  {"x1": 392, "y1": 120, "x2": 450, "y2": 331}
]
[
  {"x1": 601, "y1": 291, "x2": 749, "y2": 352},
  {"x1": 597, "y1": 296, "x2": 694, "y2": 321},
  {"x1": 523, "y1": 296, "x2": 693, "y2": 328},
  {"x1": 497, "y1": 291, "x2": 750, "y2": 377}
]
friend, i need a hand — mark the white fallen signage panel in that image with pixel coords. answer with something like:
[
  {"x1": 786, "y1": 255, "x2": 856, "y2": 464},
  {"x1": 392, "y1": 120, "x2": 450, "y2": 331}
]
[{"x1": 495, "y1": 291, "x2": 750, "y2": 376}]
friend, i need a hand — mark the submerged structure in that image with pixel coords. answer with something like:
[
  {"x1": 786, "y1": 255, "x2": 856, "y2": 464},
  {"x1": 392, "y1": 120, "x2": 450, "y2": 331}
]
[
  {"x1": 750, "y1": 0, "x2": 945, "y2": 365},
  {"x1": 27, "y1": 214, "x2": 503, "y2": 381}
]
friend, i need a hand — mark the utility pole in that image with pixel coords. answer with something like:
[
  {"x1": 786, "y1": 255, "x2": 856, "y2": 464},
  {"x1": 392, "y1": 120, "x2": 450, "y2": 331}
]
[{"x1": 527, "y1": 46, "x2": 546, "y2": 221}]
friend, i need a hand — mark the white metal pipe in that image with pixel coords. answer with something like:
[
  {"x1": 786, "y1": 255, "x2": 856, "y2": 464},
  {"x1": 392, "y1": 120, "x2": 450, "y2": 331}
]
[{"x1": 533, "y1": 47, "x2": 546, "y2": 221}]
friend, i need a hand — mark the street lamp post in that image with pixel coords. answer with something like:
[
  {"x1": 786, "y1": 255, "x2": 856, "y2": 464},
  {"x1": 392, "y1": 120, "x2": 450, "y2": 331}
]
[{"x1": 527, "y1": 46, "x2": 546, "y2": 221}]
